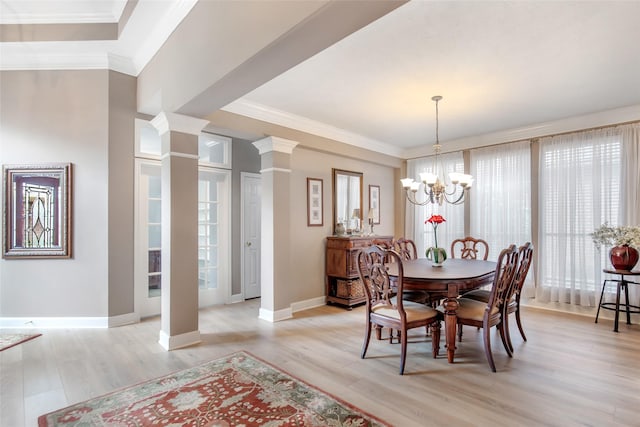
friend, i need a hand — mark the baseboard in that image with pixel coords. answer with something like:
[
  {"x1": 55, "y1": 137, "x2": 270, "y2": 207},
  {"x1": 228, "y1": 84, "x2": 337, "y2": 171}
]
[
  {"x1": 229, "y1": 293, "x2": 245, "y2": 304},
  {"x1": 108, "y1": 312, "x2": 140, "y2": 328},
  {"x1": 258, "y1": 306, "x2": 293, "y2": 322},
  {"x1": 291, "y1": 296, "x2": 326, "y2": 313},
  {"x1": 158, "y1": 330, "x2": 201, "y2": 351},
  {"x1": 0, "y1": 317, "x2": 109, "y2": 328}
]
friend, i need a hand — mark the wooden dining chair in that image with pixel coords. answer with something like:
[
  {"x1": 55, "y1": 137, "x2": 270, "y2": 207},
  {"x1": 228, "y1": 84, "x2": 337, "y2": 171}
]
[
  {"x1": 393, "y1": 238, "x2": 434, "y2": 306},
  {"x1": 357, "y1": 245, "x2": 442, "y2": 375},
  {"x1": 463, "y1": 242, "x2": 534, "y2": 352},
  {"x1": 451, "y1": 236, "x2": 489, "y2": 260},
  {"x1": 393, "y1": 238, "x2": 417, "y2": 261},
  {"x1": 438, "y1": 244, "x2": 519, "y2": 372}
]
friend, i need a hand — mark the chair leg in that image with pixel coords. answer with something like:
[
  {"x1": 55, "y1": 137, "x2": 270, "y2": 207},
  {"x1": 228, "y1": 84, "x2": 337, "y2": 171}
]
[
  {"x1": 399, "y1": 328, "x2": 407, "y2": 375},
  {"x1": 503, "y1": 312, "x2": 514, "y2": 354},
  {"x1": 457, "y1": 323, "x2": 463, "y2": 342},
  {"x1": 361, "y1": 321, "x2": 373, "y2": 359},
  {"x1": 515, "y1": 299, "x2": 527, "y2": 342},
  {"x1": 431, "y1": 321, "x2": 441, "y2": 358},
  {"x1": 483, "y1": 322, "x2": 497, "y2": 372},
  {"x1": 499, "y1": 319, "x2": 513, "y2": 358},
  {"x1": 375, "y1": 324, "x2": 382, "y2": 341}
]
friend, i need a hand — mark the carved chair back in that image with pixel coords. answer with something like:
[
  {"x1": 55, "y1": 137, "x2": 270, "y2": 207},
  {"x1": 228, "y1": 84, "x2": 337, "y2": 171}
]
[
  {"x1": 506, "y1": 242, "x2": 534, "y2": 309},
  {"x1": 357, "y1": 245, "x2": 406, "y2": 315},
  {"x1": 486, "y1": 245, "x2": 520, "y2": 314},
  {"x1": 451, "y1": 236, "x2": 489, "y2": 260},
  {"x1": 393, "y1": 238, "x2": 418, "y2": 261}
]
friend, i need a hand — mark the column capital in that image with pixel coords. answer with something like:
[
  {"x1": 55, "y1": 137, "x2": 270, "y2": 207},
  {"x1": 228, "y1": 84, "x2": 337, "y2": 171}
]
[
  {"x1": 151, "y1": 112, "x2": 209, "y2": 136},
  {"x1": 253, "y1": 136, "x2": 299, "y2": 155}
]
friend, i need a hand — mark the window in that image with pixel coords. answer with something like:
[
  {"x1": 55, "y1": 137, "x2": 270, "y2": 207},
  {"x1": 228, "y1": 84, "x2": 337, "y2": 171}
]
[
  {"x1": 537, "y1": 130, "x2": 621, "y2": 305},
  {"x1": 470, "y1": 141, "x2": 531, "y2": 261}
]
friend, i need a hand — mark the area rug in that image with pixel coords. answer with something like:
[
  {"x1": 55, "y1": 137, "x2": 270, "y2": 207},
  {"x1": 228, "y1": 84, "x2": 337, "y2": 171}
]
[
  {"x1": 0, "y1": 333, "x2": 42, "y2": 351},
  {"x1": 39, "y1": 350, "x2": 390, "y2": 427}
]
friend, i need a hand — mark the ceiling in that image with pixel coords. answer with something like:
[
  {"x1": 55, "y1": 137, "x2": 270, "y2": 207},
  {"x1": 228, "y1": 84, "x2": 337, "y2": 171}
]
[{"x1": 2, "y1": 1, "x2": 640, "y2": 159}]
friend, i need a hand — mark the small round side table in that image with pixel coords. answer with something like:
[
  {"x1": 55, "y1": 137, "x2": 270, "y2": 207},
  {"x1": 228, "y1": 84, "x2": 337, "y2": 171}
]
[{"x1": 595, "y1": 269, "x2": 640, "y2": 332}]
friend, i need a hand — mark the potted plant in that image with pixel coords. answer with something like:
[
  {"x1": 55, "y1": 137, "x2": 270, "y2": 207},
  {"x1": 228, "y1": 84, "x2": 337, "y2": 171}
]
[
  {"x1": 425, "y1": 214, "x2": 447, "y2": 267},
  {"x1": 591, "y1": 223, "x2": 640, "y2": 271}
]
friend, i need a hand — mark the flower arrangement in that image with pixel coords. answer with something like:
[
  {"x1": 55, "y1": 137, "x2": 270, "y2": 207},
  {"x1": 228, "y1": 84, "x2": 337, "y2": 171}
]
[
  {"x1": 591, "y1": 223, "x2": 640, "y2": 249},
  {"x1": 425, "y1": 214, "x2": 447, "y2": 265}
]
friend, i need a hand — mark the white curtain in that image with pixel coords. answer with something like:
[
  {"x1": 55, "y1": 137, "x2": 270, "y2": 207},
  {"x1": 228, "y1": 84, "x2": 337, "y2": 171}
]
[
  {"x1": 470, "y1": 141, "x2": 532, "y2": 261},
  {"x1": 619, "y1": 123, "x2": 640, "y2": 305},
  {"x1": 536, "y1": 127, "x2": 625, "y2": 306},
  {"x1": 405, "y1": 152, "x2": 464, "y2": 257}
]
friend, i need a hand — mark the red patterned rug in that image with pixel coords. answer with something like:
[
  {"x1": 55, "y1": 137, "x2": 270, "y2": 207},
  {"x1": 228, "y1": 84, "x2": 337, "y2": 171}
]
[
  {"x1": 0, "y1": 333, "x2": 42, "y2": 351},
  {"x1": 39, "y1": 350, "x2": 390, "y2": 427}
]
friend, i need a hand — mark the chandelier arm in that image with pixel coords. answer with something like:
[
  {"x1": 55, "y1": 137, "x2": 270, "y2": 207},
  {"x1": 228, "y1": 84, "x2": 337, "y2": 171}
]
[
  {"x1": 404, "y1": 189, "x2": 432, "y2": 206},
  {"x1": 442, "y1": 188, "x2": 467, "y2": 205}
]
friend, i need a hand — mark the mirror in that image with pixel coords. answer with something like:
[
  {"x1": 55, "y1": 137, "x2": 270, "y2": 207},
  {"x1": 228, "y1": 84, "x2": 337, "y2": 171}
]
[
  {"x1": 332, "y1": 168, "x2": 363, "y2": 235},
  {"x1": 3, "y1": 163, "x2": 72, "y2": 258}
]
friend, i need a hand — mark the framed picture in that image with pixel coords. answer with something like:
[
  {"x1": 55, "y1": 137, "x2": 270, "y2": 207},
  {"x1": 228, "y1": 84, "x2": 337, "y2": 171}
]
[
  {"x1": 369, "y1": 185, "x2": 380, "y2": 225},
  {"x1": 307, "y1": 178, "x2": 323, "y2": 226},
  {"x1": 3, "y1": 163, "x2": 72, "y2": 259}
]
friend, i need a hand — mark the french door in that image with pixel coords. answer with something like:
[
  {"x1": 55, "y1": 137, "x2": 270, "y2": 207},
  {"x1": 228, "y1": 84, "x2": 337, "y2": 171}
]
[{"x1": 134, "y1": 159, "x2": 231, "y2": 318}]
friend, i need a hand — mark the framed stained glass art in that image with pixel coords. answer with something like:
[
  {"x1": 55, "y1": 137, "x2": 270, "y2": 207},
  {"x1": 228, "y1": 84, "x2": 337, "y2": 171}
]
[{"x1": 3, "y1": 163, "x2": 72, "y2": 258}]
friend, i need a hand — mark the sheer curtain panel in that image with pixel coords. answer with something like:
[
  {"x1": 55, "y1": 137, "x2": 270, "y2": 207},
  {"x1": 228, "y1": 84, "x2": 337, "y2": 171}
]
[
  {"x1": 536, "y1": 128, "x2": 623, "y2": 306},
  {"x1": 405, "y1": 153, "x2": 464, "y2": 257},
  {"x1": 469, "y1": 141, "x2": 532, "y2": 261}
]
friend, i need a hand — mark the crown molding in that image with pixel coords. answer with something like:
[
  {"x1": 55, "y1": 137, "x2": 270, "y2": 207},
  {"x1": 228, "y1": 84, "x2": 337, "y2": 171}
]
[
  {"x1": 108, "y1": 52, "x2": 136, "y2": 76},
  {"x1": 0, "y1": 0, "x2": 196, "y2": 76},
  {"x1": 0, "y1": 0, "x2": 127, "y2": 24},
  {"x1": 222, "y1": 98, "x2": 404, "y2": 158},
  {"x1": 0, "y1": 51, "x2": 110, "y2": 71},
  {"x1": 402, "y1": 104, "x2": 640, "y2": 159}
]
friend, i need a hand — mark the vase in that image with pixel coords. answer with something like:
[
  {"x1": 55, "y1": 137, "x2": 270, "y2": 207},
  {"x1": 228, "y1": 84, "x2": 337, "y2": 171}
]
[
  {"x1": 425, "y1": 246, "x2": 447, "y2": 267},
  {"x1": 335, "y1": 222, "x2": 346, "y2": 236},
  {"x1": 609, "y1": 245, "x2": 639, "y2": 271}
]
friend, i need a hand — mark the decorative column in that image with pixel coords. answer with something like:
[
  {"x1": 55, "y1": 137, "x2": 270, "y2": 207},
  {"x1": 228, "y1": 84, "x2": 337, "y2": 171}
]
[
  {"x1": 151, "y1": 112, "x2": 208, "y2": 350},
  {"x1": 252, "y1": 136, "x2": 298, "y2": 322}
]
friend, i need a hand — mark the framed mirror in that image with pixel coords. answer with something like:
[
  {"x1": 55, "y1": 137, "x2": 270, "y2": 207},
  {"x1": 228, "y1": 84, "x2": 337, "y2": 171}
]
[
  {"x1": 3, "y1": 163, "x2": 72, "y2": 259},
  {"x1": 332, "y1": 168, "x2": 363, "y2": 235}
]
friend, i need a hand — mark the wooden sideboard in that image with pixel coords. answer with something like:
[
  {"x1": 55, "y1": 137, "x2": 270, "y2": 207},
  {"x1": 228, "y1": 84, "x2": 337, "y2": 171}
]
[{"x1": 325, "y1": 235, "x2": 393, "y2": 309}]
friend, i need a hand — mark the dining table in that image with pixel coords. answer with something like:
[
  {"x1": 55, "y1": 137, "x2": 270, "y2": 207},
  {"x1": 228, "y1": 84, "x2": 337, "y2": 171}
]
[{"x1": 386, "y1": 258, "x2": 497, "y2": 363}]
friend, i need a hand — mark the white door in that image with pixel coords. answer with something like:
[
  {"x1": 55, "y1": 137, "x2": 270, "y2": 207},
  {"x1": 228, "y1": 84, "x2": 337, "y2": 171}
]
[
  {"x1": 242, "y1": 173, "x2": 261, "y2": 299},
  {"x1": 197, "y1": 167, "x2": 231, "y2": 306},
  {"x1": 134, "y1": 160, "x2": 162, "y2": 318}
]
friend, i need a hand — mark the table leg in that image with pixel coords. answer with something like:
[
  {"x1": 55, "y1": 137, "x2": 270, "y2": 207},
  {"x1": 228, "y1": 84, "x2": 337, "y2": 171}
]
[
  {"x1": 614, "y1": 279, "x2": 622, "y2": 332},
  {"x1": 623, "y1": 281, "x2": 632, "y2": 325},
  {"x1": 444, "y1": 284, "x2": 459, "y2": 363}
]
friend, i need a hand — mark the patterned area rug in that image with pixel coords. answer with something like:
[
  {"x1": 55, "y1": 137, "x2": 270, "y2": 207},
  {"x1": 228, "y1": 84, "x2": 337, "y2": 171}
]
[
  {"x1": 0, "y1": 333, "x2": 42, "y2": 351},
  {"x1": 39, "y1": 351, "x2": 390, "y2": 427}
]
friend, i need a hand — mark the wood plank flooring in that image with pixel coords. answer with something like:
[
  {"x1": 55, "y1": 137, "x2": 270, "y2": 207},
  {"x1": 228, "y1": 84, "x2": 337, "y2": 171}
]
[{"x1": 1, "y1": 300, "x2": 639, "y2": 426}]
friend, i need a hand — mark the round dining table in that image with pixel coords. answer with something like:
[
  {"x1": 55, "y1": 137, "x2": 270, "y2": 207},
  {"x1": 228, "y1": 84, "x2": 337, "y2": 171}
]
[{"x1": 386, "y1": 258, "x2": 497, "y2": 363}]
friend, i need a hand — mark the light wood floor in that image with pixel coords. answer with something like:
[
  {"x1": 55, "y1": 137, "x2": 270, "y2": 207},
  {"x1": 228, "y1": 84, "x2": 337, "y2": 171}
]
[{"x1": 2, "y1": 300, "x2": 639, "y2": 427}]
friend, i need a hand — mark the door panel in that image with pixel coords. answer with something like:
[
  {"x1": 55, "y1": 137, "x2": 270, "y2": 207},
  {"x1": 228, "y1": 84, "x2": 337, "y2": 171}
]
[{"x1": 242, "y1": 173, "x2": 261, "y2": 299}]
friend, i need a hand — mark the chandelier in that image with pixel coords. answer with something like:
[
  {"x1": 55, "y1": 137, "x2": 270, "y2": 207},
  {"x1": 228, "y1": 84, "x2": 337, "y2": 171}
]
[{"x1": 401, "y1": 95, "x2": 473, "y2": 206}]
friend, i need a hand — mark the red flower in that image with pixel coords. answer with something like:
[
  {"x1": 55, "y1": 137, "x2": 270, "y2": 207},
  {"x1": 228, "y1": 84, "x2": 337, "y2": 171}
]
[
  {"x1": 425, "y1": 215, "x2": 446, "y2": 225},
  {"x1": 425, "y1": 214, "x2": 446, "y2": 249}
]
